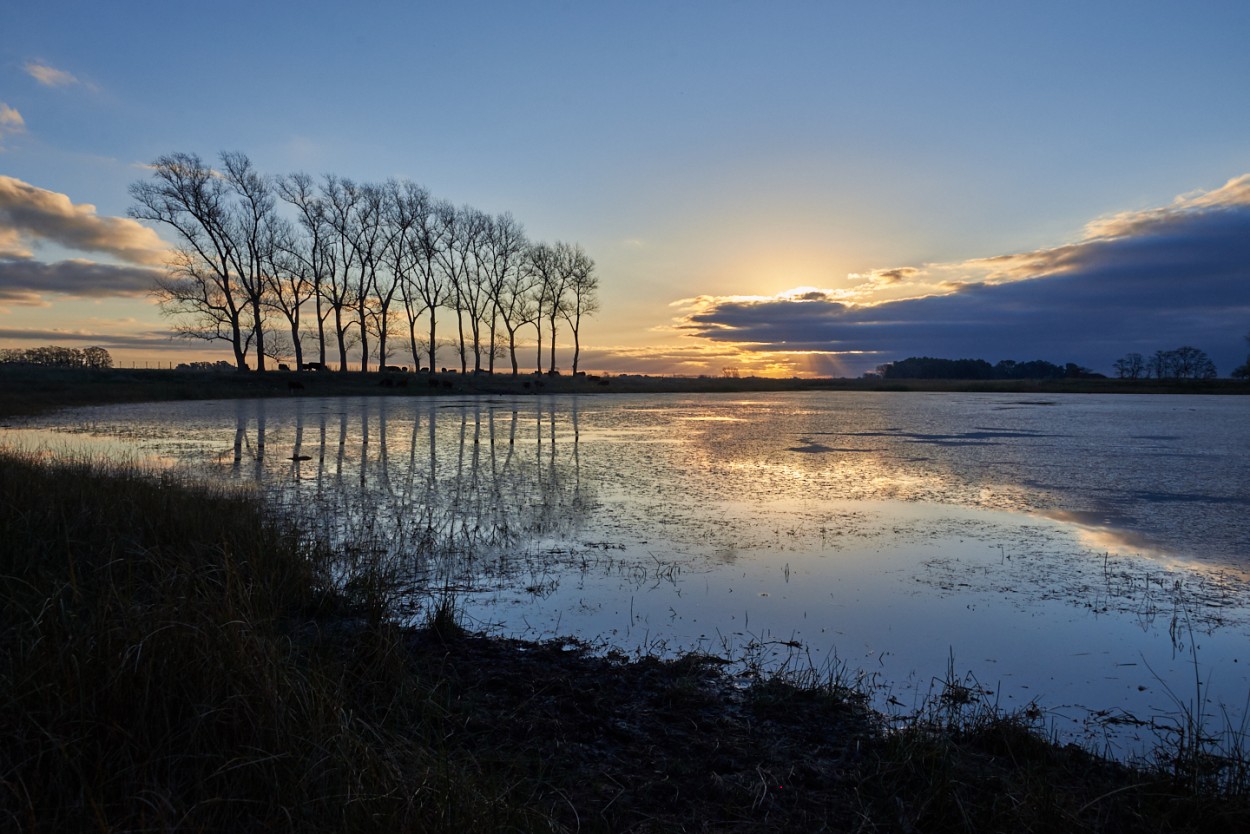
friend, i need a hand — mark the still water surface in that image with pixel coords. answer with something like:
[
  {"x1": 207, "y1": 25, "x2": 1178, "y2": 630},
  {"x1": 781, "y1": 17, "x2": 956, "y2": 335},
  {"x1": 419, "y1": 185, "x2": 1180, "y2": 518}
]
[{"x1": 6, "y1": 391, "x2": 1249, "y2": 755}]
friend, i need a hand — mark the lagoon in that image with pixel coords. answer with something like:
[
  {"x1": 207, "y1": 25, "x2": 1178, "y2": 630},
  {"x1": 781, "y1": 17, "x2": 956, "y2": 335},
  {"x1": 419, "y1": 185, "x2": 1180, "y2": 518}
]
[{"x1": 5, "y1": 390, "x2": 1249, "y2": 756}]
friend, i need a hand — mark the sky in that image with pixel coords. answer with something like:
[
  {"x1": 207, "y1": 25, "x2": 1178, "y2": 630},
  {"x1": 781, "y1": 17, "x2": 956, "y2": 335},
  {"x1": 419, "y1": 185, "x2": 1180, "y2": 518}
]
[{"x1": 2, "y1": 0, "x2": 1249, "y2": 377}]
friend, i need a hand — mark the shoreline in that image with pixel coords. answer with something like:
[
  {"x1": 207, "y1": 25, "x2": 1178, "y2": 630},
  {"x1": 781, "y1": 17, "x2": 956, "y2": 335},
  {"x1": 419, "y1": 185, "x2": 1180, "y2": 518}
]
[
  {"x1": 3, "y1": 451, "x2": 1248, "y2": 830},
  {"x1": 2, "y1": 364, "x2": 1245, "y2": 420}
]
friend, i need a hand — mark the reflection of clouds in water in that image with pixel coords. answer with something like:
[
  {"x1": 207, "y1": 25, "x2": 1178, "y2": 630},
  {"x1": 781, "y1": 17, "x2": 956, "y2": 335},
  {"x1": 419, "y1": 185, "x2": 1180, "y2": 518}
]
[
  {"x1": 7, "y1": 391, "x2": 1250, "y2": 756},
  {"x1": 1041, "y1": 509, "x2": 1164, "y2": 558}
]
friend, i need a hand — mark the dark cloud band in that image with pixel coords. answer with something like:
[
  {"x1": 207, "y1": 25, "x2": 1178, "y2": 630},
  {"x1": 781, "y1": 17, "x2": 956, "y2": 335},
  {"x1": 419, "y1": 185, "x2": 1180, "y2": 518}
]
[{"x1": 682, "y1": 195, "x2": 1250, "y2": 375}]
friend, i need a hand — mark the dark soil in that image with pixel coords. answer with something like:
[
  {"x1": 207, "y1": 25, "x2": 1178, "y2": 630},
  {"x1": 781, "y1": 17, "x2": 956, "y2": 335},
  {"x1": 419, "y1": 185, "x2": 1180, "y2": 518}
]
[{"x1": 402, "y1": 626, "x2": 1249, "y2": 833}]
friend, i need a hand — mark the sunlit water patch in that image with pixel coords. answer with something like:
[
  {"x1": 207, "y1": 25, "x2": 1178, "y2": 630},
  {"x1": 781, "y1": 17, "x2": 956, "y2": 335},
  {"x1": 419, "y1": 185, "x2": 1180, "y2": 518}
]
[{"x1": 3, "y1": 391, "x2": 1248, "y2": 756}]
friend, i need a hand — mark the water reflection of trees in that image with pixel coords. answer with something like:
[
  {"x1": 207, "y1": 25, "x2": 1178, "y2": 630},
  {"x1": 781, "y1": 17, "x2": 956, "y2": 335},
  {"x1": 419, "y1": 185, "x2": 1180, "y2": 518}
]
[{"x1": 217, "y1": 398, "x2": 593, "y2": 607}]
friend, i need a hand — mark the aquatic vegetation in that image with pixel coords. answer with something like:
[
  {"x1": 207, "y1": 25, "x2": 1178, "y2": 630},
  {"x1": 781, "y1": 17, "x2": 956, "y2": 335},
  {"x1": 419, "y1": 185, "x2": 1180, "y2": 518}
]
[{"x1": 5, "y1": 390, "x2": 1249, "y2": 757}]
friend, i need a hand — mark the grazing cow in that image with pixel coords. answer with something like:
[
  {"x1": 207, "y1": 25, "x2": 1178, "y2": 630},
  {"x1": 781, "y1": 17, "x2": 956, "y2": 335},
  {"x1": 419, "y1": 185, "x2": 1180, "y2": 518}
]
[
  {"x1": 278, "y1": 363, "x2": 291, "y2": 371},
  {"x1": 301, "y1": 362, "x2": 326, "y2": 371}
]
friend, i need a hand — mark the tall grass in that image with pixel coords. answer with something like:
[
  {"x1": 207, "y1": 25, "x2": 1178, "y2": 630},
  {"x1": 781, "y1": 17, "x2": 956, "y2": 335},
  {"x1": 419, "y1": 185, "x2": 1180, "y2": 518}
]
[{"x1": 0, "y1": 452, "x2": 533, "y2": 833}]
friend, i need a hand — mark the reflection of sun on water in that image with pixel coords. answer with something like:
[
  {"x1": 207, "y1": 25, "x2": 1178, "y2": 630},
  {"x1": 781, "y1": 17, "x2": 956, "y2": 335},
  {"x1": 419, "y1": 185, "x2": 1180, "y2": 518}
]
[{"x1": 7, "y1": 392, "x2": 1250, "y2": 758}]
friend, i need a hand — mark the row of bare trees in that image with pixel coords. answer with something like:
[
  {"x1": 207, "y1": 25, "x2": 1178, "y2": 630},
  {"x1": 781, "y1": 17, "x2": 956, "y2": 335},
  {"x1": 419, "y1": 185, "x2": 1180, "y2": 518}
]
[
  {"x1": 1112, "y1": 346, "x2": 1217, "y2": 380},
  {"x1": 130, "y1": 152, "x2": 599, "y2": 374}
]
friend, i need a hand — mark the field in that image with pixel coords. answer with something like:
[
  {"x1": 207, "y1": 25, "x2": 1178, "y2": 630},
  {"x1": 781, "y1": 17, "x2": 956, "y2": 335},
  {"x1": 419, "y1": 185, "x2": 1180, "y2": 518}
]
[{"x1": 1, "y1": 364, "x2": 1244, "y2": 419}]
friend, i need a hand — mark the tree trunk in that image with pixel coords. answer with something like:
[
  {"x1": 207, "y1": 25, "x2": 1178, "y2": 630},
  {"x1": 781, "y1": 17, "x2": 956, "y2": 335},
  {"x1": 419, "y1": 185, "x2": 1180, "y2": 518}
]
[
  {"x1": 456, "y1": 308, "x2": 468, "y2": 374},
  {"x1": 427, "y1": 315, "x2": 438, "y2": 372},
  {"x1": 316, "y1": 296, "x2": 327, "y2": 367},
  {"x1": 252, "y1": 297, "x2": 267, "y2": 372},
  {"x1": 548, "y1": 314, "x2": 558, "y2": 373},
  {"x1": 534, "y1": 319, "x2": 543, "y2": 374},
  {"x1": 290, "y1": 317, "x2": 304, "y2": 370},
  {"x1": 335, "y1": 307, "x2": 348, "y2": 371}
]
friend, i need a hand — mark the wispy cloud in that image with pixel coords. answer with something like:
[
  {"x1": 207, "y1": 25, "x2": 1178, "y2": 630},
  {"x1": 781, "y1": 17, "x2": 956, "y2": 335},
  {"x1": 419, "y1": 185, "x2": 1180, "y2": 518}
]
[
  {"x1": 0, "y1": 325, "x2": 178, "y2": 353},
  {"x1": 0, "y1": 176, "x2": 170, "y2": 266},
  {"x1": 0, "y1": 103, "x2": 25, "y2": 149},
  {"x1": 24, "y1": 60, "x2": 82, "y2": 88},
  {"x1": 677, "y1": 175, "x2": 1250, "y2": 376}
]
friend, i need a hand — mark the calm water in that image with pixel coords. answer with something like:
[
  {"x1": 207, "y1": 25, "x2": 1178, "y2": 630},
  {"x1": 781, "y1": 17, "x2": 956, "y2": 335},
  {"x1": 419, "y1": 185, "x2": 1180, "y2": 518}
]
[{"x1": 5, "y1": 391, "x2": 1249, "y2": 755}]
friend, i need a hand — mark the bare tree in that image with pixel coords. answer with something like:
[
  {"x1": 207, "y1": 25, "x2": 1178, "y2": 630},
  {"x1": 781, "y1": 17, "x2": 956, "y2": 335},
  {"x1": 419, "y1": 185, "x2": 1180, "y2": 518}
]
[
  {"x1": 384, "y1": 181, "x2": 436, "y2": 370},
  {"x1": 556, "y1": 242, "x2": 599, "y2": 375},
  {"x1": 434, "y1": 203, "x2": 488, "y2": 373},
  {"x1": 130, "y1": 152, "x2": 251, "y2": 368},
  {"x1": 263, "y1": 224, "x2": 314, "y2": 370},
  {"x1": 1150, "y1": 346, "x2": 1217, "y2": 380},
  {"x1": 478, "y1": 212, "x2": 529, "y2": 374},
  {"x1": 1169, "y1": 345, "x2": 1217, "y2": 380},
  {"x1": 495, "y1": 235, "x2": 540, "y2": 376},
  {"x1": 218, "y1": 151, "x2": 281, "y2": 372},
  {"x1": 1234, "y1": 331, "x2": 1250, "y2": 380},
  {"x1": 372, "y1": 180, "x2": 425, "y2": 370},
  {"x1": 344, "y1": 183, "x2": 388, "y2": 372},
  {"x1": 321, "y1": 176, "x2": 368, "y2": 371},
  {"x1": 525, "y1": 243, "x2": 561, "y2": 373},
  {"x1": 135, "y1": 152, "x2": 606, "y2": 373},
  {"x1": 537, "y1": 242, "x2": 573, "y2": 374},
  {"x1": 276, "y1": 172, "x2": 334, "y2": 368},
  {"x1": 404, "y1": 195, "x2": 451, "y2": 371},
  {"x1": 1113, "y1": 352, "x2": 1145, "y2": 380}
]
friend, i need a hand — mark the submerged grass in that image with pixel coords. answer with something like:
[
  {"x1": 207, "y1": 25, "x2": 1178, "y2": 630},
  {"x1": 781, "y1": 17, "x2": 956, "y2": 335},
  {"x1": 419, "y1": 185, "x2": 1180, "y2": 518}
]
[{"x1": 2, "y1": 449, "x2": 1249, "y2": 832}]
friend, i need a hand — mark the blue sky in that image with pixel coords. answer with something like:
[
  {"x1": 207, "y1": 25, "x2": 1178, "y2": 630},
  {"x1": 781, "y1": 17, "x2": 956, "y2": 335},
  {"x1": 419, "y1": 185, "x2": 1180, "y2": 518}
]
[{"x1": 2, "y1": 1, "x2": 1249, "y2": 375}]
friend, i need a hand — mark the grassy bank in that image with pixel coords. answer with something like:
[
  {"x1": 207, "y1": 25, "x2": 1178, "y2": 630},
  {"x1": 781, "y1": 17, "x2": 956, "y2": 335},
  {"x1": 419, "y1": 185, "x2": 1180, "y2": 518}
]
[
  {"x1": 2, "y1": 364, "x2": 1244, "y2": 419},
  {"x1": 2, "y1": 451, "x2": 1248, "y2": 832}
]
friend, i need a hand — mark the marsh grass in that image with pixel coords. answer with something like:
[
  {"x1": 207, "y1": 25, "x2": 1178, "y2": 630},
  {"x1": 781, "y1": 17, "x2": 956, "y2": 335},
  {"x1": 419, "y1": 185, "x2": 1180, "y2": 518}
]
[
  {"x1": 0, "y1": 452, "x2": 535, "y2": 832},
  {"x1": 3, "y1": 449, "x2": 1250, "y2": 832}
]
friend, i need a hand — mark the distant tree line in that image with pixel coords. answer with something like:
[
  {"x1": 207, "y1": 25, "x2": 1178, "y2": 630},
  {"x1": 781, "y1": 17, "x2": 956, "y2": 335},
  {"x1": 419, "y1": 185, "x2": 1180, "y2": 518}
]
[
  {"x1": 1112, "y1": 346, "x2": 1217, "y2": 380},
  {"x1": 1230, "y1": 332, "x2": 1250, "y2": 380},
  {"x1": 875, "y1": 357, "x2": 1100, "y2": 381},
  {"x1": 130, "y1": 152, "x2": 599, "y2": 375},
  {"x1": 0, "y1": 345, "x2": 113, "y2": 369},
  {"x1": 878, "y1": 343, "x2": 1233, "y2": 382}
]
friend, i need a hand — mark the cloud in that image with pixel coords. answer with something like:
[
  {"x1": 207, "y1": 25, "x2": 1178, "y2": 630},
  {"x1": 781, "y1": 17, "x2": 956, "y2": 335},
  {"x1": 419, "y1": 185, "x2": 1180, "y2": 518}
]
[
  {"x1": 0, "y1": 259, "x2": 162, "y2": 305},
  {"x1": 856, "y1": 267, "x2": 921, "y2": 286},
  {"x1": 0, "y1": 325, "x2": 178, "y2": 353},
  {"x1": 24, "y1": 61, "x2": 81, "y2": 88},
  {"x1": 0, "y1": 176, "x2": 170, "y2": 266},
  {"x1": 678, "y1": 175, "x2": 1250, "y2": 376},
  {"x1": 0, "y1": 227, "x2": 30, "y2": 260},
  {"x1": 0, "y1": 103, "x2": 25, "y2": 148},
  {"x1": 1083, "y1": 174, "x2": 1250, "y2": 240}
]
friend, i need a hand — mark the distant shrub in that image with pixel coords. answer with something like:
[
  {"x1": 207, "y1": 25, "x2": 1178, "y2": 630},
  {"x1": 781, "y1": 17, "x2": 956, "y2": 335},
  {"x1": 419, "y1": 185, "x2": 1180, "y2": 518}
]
[{"x1": 0, "y1": 345, "x2": 113, "y2": 369}]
